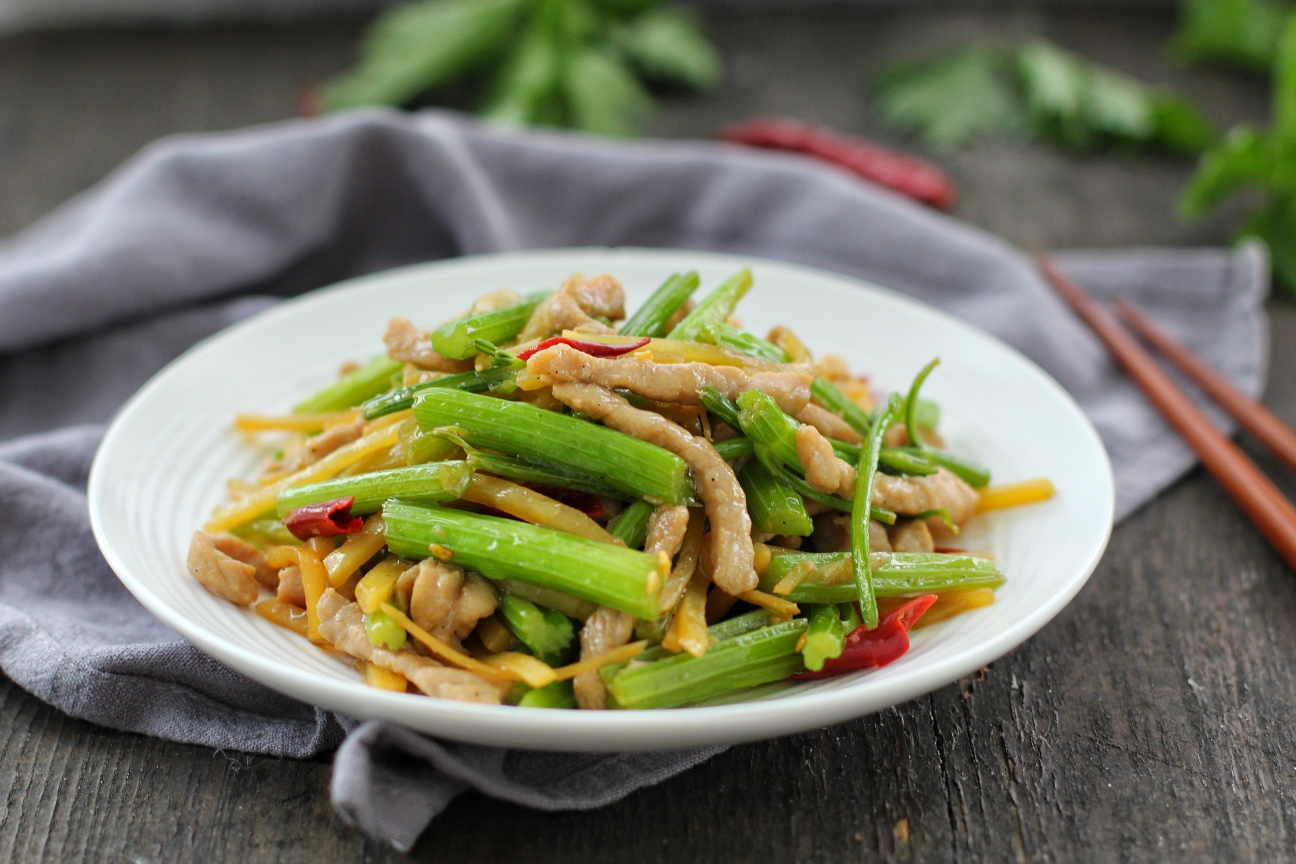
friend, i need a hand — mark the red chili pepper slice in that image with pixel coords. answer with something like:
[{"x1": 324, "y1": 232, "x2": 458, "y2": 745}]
[
  {"x1": 283, "y1": 496, "x2": 364, "y2": 540},
  {"x1": 791, "y1": 594, "x2": 939, "y2": 680},
  {"x1": 517, "y1": 336, "x2": 650, "y2": 362},
  {"x1": 718, "y1": 117, "x2": 957, "y2": 211}
]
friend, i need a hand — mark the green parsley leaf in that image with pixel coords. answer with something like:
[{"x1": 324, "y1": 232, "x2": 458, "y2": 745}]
[{"x1": 874, "y1": 47, "x2": 1023, "y2": 150}]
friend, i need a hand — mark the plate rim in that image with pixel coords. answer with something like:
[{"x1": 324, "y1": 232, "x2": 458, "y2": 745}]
[{"x1": 88, "y1": 246, "x2": 1114, "y2": 751}]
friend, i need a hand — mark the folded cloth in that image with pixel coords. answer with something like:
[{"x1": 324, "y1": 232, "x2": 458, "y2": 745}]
[{"x1": 0, "y1": 109, "x2": 1269, "y2": 849}]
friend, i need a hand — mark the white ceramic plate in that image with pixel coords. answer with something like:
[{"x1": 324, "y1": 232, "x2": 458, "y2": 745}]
[{"x1": 89, "y1": 248, "x2": 1113, "y2": 751}]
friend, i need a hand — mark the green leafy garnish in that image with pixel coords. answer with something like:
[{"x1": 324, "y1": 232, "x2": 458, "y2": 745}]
[
  {"x1": 1172, "y1": 0, "x2": 1291, "y2": 73},
  {"x1": 874, "y1": 39, "x2": 1216, "y2": 153},
  {"x1": 1180, "y1": 14, "x2": 1296, "y2": 294},
  {"x1": 875, "y1": 47, "x2": 1023, "y2": 150},
  {"x1": 323, "y1": 0, "x2": 720, "y2": 135}
]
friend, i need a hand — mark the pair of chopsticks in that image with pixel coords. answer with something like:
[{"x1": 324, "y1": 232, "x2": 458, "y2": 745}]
[{"x1": 1037, "y1": 256, "x2": 1296, "y2": 571}]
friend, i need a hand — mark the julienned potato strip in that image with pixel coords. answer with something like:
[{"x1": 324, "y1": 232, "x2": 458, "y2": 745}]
[{"x1": 189, "y1": 269, "x2": 1053, "y2": 709}]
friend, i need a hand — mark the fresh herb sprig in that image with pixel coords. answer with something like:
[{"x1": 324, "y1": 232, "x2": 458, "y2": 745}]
[
  {"x1": 1180, "y1": 14, "x2": 1296, "y2": 294},
  {"x1": 875, "y1": 40, "x2": 1216, "y2": 154},
  {"x1": 322, "y1": 0, "x2": 720, "y2": 136}
]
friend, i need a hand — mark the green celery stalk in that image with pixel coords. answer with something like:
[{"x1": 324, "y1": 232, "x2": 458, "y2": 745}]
[
  {"x1": 600, "y1": 609, "x2": 774, "y2": 685},
  {"x1": 414, "y1": 388, "x2": 693, "y2": 504},
  {"x1": 430, "y1": 291, "x2": 550, "y2": 359},
  {"x1": 361, "y1": 371, "x2": 487, "y2": 420},
  {"x1": 619, "y1": 272, "x2": 701, "y2": 337},
  {"x1": 752, "y1": 445, "x2": 896, "y2": 525},
  {"x1": 498, "y1": 595, "x2": 576, "y2": 665},
  {"x1": 736, "y1": 389, "x2": 802, "y2": 470},
  {"x1": 739, "y1": 458, "x2": 813, "y2": 536},
  {"x1": 384, "y1": 501, "x2": 662, "y2": 618},
  {"x1": 517, "y1": 679, "x2": 576, "y2": 709},
  {"x1": 667, "y1": 268, "x2": 754, "y2": 342},
  {"x1": 853, "y1": 394, "x2": 902, "y2": 628},
  {"x1": 761, "y1": 551, "x2": 1005, "y2": 604},
  {"x1": 801, "y1": 604, "x2": 845, "y2": 672},
  {"x1": 294, "y1": 356, "x2": 403, "y2": 414},
  {"x1": 713, "y1": 438, "x2": 755, "y2": 461},
  {"x1": 276, "y1": 462, "x2": 473, "y2": 517},
  {"x1": 467, "y1": 450, "x2": 629, "y2": 500},
  {"x1": 699, "y1": 322, "x2": 789, "y2": 363},
  {"x1": 698, "y1": 386, "x2": 744, "y2": 430},
  {"x1": 810, "y1": 377, "x2": 873, "y2": 438},
  {"x1": 607, "y1": 618, "x2": 808, "y2": 709},
  {"x1": 231, "y1": 517, "x2": 302, "y2": 548},
  {"x1": 497, "y1": 579, "x2": 597, "y2": 621},
  {"x1": 609, "y1": 499, "x2": 654, "y2": 548},
  {"x1": 897, "y1": 447, "x2": 991, "y2": 488}
]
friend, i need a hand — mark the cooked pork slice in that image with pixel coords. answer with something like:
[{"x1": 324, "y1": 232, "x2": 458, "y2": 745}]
[
  {"x1": 882, "y1": 423, "x2": 946, "y2": 449},
  {"x1": 888, "y1": 519, "x2": 935, "y2": 552},
  {"x1": 551, "y1": 383, "x2": 757, "y2": 595},
  {"x1": 316, "y1": 590, "x2": 505, "y2": 703},
  {"x1": 528, "y1": 344, "x2": 812, "y2": 415},
  {"x1": 408, "y1": 559, "x2": 498, "y2": 648},
  {"x1": 383, "y1": 317, "x2": 474, "y2": 372},
  {"x1": 187, "y1": 531, "x2": 260, "y2": 605},
  {"x1": 573, "y1": 606, "x2": 637, "y2": 710},
  {"x1": 795, "y1": 403, "x2": 862, "y2": 444},
  {"x1": 276, "y1": 565, "x2": 305, "y2": 607},
  {"x1": 520, "y1": 274, "x2": 626, "y2": 341},
  {"x1": 644, "y1": 504, "x2": 691, "y2": 560},
  {"x1": 469, "y1": 288, "x2": 524, "y2": 315},
  {"x1": 872, "y1": 468, "x2": 979, "y2": 525},
  {"x1": 795, "y1": 424, "x2": 857, "y2": 498},
  {"x1": 810, "y1": 513, "x2": 891, "y2": 554},
  {"x1": 206, "y1": 532, "x2": 278, "y2": 588}
]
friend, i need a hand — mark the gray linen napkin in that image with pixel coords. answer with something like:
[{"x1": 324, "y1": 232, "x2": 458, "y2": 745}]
[{"x1": 0, "y1": 109, "x2": 1269, "y2": 849}]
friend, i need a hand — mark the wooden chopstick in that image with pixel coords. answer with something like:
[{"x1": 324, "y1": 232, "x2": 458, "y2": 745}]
[
  {"x1": 1037, "y1": 255, "x2": 1296, "y2": 571},
  {"x1": 1113, "y1": 297, "x2": 1296, "y2": 476}
]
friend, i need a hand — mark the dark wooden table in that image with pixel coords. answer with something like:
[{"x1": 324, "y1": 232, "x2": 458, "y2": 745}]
[{"x1": 1, "y1": 6, "x2": 1292, "y2": 862}]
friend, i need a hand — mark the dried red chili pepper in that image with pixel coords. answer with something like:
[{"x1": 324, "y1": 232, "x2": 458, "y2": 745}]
[
  {"x1": 718, "y1": 118, "x2": 957, "y2": 211},
  {"x1": 516, "y1": 336, "x2": 650, "y2": 361},
  {"x1": 283, "y1": 496, "x2": 364, "y2": 540},
  {"x1": 791, "y1": 594, "x2": 938, "y2": 680}
]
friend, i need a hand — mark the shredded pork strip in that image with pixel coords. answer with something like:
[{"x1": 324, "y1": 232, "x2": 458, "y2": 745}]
[
  {"x1": 405, "y1": 559, "x2": 498, "y2": 650},
  {"x1": 277, "y1": 565, "x2": 305, "y2": 607},
  {"x1": 266, "y1": 417, "x2": 366, "y2": 476},
  {"x1": 551, "y1": 383, "x2": 757, "y2": 595},
  {"x1": 872, "y1": 468, "x2": 979, "y2": 525},
  {"x1": 383, "y1": 317, "x2": 474, "y2": 372},
  {"x1": 520, "y1": 274, "x2": 626, "y2": 342},
  {"x1": 317, "y1": 590, "x2": 506, "y2": 703},
  {"x1": 888, "y1": 519, "x2": 935, "y2": 552},
  {"x1": 187, "y1": 531, "x2": 274, "y2": 605},
  {"x1": 795, "y1": 403, "x2": 862, "y2": 444},
  {"x1": 644, "y1": 504, "x2": 691, "y2": 560},
  {"x1": 573, "y1": 606, "x2": 637, "y2": 710},
  {"x1": 795, "y1": 424, "x2": 857, "y2": 498},
  {"x1": 528, "y1": 344, "x2": 812, "y2": 415}
]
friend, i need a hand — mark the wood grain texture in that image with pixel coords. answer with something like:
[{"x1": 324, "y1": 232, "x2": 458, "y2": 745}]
[{"x1": 0, "y1": 6, "x2": 1291, "y2": 862}]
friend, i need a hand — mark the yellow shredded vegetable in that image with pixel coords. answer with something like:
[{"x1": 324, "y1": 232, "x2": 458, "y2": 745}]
[
  {"x1": 354, "y1": 555, "x2": 412, "y2": 615},
  {"x1": 462, "y1": 473, "x2": 614, "y2": 544},
  {"x1": 977, "y1": 478, "x2": 1055, "y2": 512},
  {"x1": 254, "y1": 598, "x2": 308, "y2": 636},
  {"x1": 323, "y1": 514, "x2": 387, "y2": 588},
  {"x1": 204, "y1": 425, "x2": 400, "y2": 533},
  {"x1": 363, "y1": 662, "x2": 408, "y2": 692}
]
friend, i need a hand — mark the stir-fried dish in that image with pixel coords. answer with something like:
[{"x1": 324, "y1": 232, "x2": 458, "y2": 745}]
[{"x1": 188, "y1": 269, "x2": 1055, "y2": 709}]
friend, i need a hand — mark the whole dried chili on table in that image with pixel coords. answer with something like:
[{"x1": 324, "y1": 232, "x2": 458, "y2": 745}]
[{"x1": 718, "y1": 117, "x2": 958, "y2": 211}]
